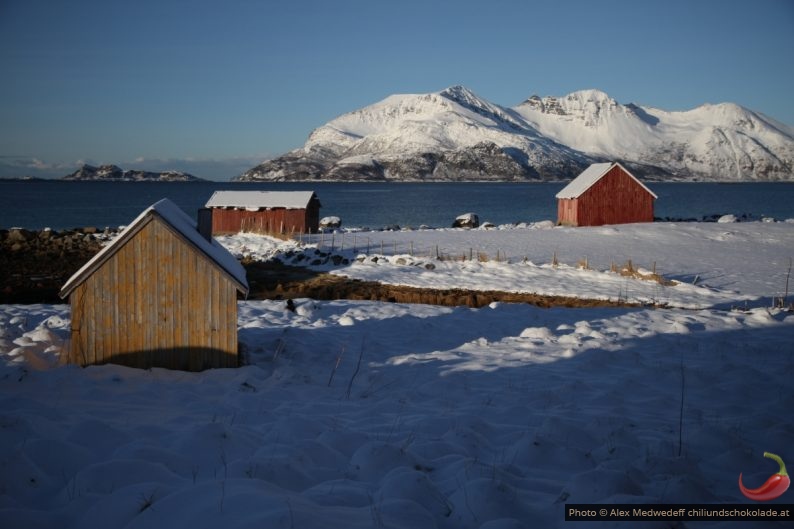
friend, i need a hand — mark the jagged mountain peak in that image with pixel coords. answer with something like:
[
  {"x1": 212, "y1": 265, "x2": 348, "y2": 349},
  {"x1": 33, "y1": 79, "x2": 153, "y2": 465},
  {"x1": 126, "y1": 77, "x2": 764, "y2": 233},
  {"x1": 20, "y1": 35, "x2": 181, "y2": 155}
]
[
  {"x1": 438, "y1": 85, "x2": 488, "y2": 106},
  {"x1": 517, "y1": 89, "x2": 624, "y2": 123},
  {"x1": 566, "y1": 88, "x2": 615, "y2": 101}
]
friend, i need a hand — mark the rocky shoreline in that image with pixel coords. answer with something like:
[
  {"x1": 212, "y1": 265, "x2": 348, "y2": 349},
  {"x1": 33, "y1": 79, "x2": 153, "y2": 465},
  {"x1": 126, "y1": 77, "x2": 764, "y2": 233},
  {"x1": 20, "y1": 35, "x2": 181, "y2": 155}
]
[{"x1": 1, "y1": 227, "x2": 118, "y2": 303}]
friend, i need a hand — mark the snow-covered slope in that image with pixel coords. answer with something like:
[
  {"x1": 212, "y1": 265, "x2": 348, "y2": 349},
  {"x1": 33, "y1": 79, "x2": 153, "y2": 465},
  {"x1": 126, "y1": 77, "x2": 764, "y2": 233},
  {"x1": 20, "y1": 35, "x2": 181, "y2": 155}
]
[
  {"x1": 239, "y1": 86, "x2": 794, "y2": 182},
  {"x1": 3, "y1": 221, "x2": 794, "y2": 529},
  {"x1": 514, "y1": 90, "x2": 794, "y2": 181}
]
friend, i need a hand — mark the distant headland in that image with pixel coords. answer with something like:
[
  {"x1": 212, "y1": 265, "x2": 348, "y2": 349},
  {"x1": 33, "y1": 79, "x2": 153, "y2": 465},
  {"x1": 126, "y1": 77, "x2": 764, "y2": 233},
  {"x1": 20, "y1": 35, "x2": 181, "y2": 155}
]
[{"x1": 61, "y1": 164, "x2": 204, "y2": 182}]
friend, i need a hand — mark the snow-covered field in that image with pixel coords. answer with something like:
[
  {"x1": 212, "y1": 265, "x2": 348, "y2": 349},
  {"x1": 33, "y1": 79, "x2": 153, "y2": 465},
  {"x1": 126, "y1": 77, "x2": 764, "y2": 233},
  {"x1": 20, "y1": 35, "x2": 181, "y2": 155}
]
[
  {"x1": 2, "y1": 221, "x2": 793, "y2": 529},
  {"x1": 222, "y1": 220, "x2": 794, "y2": 309}
]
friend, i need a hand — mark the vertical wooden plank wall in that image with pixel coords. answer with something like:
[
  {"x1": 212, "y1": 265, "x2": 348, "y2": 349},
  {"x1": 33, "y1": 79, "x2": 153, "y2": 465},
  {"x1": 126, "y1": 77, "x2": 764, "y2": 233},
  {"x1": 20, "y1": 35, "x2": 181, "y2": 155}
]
[
  {"x1": 557, "y1": 198, "x2": 577, "y2": 226},
  {"x1": 209, "y1": 206, "x2": 320, "y2": 236},
  {"x1": 69, "y1": 216, "x2": 239, "y2": 371},
  {"x1": 68, "y1": 284, "x2": 86, "y2": 365}
]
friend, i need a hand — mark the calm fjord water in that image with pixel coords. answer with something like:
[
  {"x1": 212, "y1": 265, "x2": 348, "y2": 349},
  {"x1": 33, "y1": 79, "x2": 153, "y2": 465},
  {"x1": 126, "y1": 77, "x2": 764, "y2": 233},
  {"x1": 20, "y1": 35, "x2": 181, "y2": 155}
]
[{"x1": 2, "y1": 181, "x2": 793, "y2": 230}]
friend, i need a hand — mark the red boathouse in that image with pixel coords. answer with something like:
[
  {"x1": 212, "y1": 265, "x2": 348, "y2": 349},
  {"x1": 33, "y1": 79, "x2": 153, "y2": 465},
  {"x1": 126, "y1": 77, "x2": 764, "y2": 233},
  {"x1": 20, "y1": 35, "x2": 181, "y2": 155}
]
[
  {"x1": 556, "y1": 162, "x2": 657, "y2": 227},
  {"x1": 201, "y1": 191, "x2": 321, "y2": 237}
]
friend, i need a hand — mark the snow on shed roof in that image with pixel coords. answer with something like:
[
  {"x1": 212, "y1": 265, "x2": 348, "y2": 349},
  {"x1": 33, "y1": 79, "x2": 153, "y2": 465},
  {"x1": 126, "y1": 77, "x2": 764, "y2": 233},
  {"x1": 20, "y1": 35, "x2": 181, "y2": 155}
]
[
  {"x1": 59, "y1": 198, "x2": 248, "y2": 298},
  {"x1": 205, "y1": 191, "x2": 319, "y2": 209},
  {"x1": 555, "y1": 162, "x2": 657, "y2": 199}
]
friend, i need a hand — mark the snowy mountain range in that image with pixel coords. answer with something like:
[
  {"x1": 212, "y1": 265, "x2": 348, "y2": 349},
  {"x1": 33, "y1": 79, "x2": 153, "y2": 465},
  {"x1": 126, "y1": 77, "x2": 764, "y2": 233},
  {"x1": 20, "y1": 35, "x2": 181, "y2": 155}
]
[
  {"x1": 238, "y1": 86, "x2": 794, "y2": 182},
  {"x1": 63, "y1": 164, "x2": 203, "y2": 182}
]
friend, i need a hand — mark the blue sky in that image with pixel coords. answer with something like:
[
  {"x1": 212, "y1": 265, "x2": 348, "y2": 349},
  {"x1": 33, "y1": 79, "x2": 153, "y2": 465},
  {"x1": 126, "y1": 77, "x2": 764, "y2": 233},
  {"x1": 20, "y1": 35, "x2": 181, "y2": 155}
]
[{"x1": 1, "y1": 0, "x2": 792, "y2": 180}]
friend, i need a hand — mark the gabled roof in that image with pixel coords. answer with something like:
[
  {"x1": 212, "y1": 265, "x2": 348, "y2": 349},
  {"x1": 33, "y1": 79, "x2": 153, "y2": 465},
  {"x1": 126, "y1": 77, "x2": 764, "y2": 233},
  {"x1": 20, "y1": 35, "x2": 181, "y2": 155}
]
[
  {"x1": 59, "y1": 198, "x2": 248, "y2": 299},
  {"x1": 205, "y1": 191, "x2": 319, "y2": 210},
  {"x1": 555, "y1": 162, "x2": 658, "y2": 199}
]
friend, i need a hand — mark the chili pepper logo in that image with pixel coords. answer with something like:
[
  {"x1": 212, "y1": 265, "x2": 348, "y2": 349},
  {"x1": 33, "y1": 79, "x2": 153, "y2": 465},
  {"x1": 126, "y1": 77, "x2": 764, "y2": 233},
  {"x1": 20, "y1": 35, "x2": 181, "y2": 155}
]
[{"x1": 738, "y1": 452, "x2": 790, "y2": 501}]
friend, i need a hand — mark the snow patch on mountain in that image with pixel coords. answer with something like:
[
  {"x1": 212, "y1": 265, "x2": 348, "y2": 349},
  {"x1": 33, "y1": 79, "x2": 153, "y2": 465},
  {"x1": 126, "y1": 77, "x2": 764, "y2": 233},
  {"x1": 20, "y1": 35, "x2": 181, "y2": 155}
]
[{"x1": 515, "y1": 91, "x2": 794, "y2": 180}]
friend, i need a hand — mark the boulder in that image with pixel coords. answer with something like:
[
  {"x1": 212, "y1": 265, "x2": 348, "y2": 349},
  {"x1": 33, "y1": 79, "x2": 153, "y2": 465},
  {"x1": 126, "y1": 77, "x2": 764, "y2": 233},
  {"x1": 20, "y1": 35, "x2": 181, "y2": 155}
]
[
  {"x1": 7, "y1": 228, "x2": 32, "y2": 243},
  {"x1": 717, "y1": 214, "x2": 738, "y2": 223},
  {"x1": 452, "y1": 213, "x2": 479, "y2": 229},
  {"x1": 319, "y1": 216, "x2": 342, "y2": 229}
]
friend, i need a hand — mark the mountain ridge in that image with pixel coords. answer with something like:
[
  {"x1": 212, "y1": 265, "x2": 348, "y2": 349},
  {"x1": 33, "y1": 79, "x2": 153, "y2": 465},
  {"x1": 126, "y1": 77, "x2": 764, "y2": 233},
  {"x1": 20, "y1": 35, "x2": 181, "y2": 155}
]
[{"x1": 238, "y1": 86, "x2": 794, "y2": 182}]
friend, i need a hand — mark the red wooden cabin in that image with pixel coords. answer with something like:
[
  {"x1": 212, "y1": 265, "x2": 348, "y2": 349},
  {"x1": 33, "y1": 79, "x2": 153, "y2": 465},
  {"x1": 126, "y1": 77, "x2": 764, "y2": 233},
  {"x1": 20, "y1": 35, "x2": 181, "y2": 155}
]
[
  {"x1": 202, "y1": 191, "x2": 321, "y2": 237},
  {"x1": 556, "y1": 162, "x2": 656, "y2": 226}
]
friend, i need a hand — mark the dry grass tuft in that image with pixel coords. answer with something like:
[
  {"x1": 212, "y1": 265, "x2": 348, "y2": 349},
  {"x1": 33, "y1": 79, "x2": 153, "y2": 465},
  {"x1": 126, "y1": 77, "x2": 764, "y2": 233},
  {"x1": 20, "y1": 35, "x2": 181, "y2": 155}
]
[{"x1": 619, "y1": 259, "x2": 677, "y2": 286}]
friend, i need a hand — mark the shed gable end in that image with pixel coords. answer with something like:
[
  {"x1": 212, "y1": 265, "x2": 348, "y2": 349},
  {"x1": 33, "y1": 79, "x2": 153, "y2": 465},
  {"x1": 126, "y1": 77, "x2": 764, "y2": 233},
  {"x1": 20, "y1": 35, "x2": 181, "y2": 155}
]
[{"x1": 68, "y1": 216, "x2": 239, "y2": 370}]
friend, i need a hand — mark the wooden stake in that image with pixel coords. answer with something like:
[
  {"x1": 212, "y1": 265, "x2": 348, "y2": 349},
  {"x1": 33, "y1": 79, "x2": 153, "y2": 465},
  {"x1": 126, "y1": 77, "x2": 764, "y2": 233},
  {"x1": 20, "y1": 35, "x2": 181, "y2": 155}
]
[{"x1": 327, "y1": 346, "x2": 345, "y2": 387}]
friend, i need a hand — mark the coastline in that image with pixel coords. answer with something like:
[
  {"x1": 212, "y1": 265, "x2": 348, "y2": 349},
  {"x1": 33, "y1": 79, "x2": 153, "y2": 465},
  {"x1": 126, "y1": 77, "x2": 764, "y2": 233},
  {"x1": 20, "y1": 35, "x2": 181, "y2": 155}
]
[{"x1": 4, "y1": 181, "x2": 794, "y2": 233}]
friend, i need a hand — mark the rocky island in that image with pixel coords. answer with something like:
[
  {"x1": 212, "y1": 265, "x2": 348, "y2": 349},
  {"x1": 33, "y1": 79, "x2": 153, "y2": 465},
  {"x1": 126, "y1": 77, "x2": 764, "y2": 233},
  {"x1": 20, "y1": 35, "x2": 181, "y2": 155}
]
[{"x1": 63, "y1": 164, "x2": 203, "y2": 182}]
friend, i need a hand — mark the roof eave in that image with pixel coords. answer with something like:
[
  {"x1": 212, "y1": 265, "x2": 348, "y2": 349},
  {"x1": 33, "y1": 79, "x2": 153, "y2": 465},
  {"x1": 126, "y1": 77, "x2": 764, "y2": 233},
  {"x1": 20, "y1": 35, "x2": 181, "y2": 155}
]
[
  {"x1": 58, "y1": 213, "x2": 155, "y2": 299},
  {"x1": 555, "y1": 162, "x2": 657, "y2": 200}
]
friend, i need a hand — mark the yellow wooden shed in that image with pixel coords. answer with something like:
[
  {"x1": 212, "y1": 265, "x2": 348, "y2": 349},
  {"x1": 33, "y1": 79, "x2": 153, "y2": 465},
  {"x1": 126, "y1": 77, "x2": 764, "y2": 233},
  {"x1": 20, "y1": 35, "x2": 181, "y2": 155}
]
[{"x1": 59, "y1": 198, "x2": 248, "y2": 371}]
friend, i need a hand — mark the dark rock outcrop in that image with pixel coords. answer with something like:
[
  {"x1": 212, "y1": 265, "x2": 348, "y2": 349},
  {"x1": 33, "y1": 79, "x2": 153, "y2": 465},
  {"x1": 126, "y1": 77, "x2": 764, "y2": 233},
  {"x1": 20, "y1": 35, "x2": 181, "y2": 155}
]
[{"x1": 0, "y1": 227, "x2": 118, "y2": 303}]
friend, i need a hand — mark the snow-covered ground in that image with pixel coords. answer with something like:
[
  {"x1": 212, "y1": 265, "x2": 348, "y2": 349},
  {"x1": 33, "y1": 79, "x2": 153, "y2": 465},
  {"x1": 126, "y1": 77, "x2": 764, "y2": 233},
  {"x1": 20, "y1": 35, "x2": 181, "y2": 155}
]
[
  {"x1": 2, "y1": 221, "x2": 793, "y2": 529},
  {"x1": 220, "y1": 220, "x2": 794, "y2": 309}
]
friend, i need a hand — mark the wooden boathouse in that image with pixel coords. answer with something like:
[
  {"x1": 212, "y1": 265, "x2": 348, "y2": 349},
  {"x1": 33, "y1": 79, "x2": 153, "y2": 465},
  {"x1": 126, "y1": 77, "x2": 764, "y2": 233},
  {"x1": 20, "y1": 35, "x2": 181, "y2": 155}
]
[
  {"x1": 59, "y1": 198, "x2": 249, "y2": 371},
  {"x1": 556, "y1": 162, "x2": 657, "y2": 227},
  {"x1": 201, "y1": 190, "x2": 321, "y2": 237}
]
